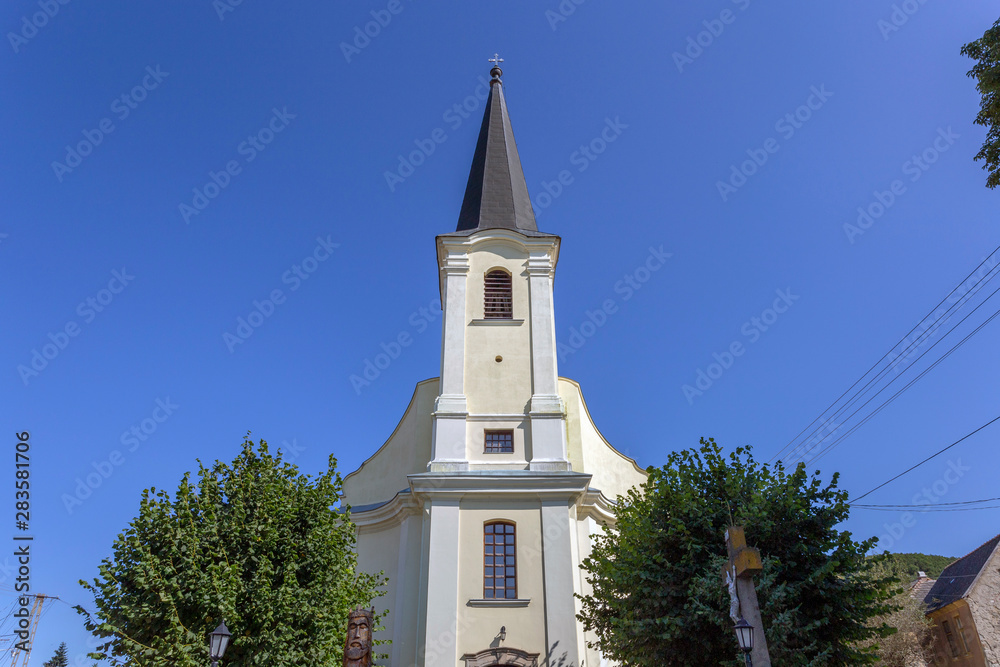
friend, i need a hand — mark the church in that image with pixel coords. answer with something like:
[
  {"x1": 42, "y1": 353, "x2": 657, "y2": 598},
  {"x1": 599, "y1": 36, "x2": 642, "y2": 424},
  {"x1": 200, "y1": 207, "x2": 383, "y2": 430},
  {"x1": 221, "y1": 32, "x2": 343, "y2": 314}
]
[{"x1": 341, "y1": 60, "x2": 647, "y2": 667}]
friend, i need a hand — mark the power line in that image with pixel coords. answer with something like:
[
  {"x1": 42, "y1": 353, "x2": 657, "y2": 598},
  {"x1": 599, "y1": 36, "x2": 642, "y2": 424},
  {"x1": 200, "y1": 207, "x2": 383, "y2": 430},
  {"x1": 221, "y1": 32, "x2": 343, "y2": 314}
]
[
  {"x1": 853, "y1": 496, "x2": 1000, "y2": 508},
  {"x1": 849, "y1": 413, "x2": 1000, "y2": 503},
  {"x1": 803, "y1": 293, "x2": 1000, "y2": 466},
  {"x1": 770, "y1": 246, "x2": 1000, "y2": 464},
  {"x1": 786, "y1": 263, "x2": 1000, "y2": 464},
  {"x1": 854, "y1": 505, "x2": 1000, "y2": 512}
]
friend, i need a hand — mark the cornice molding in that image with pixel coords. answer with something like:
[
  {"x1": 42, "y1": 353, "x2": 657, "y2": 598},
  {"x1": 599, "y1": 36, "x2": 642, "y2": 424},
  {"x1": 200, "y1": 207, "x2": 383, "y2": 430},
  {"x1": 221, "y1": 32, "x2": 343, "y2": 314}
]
[
  {"x1": 350, "y1": 480, "x2": 617, "y2": 530},
  {"x1": 525, "y1": 253, "x2": 557, "y2": 277},
  {"x1": 439, "y1": 255, "x2": 471, "y2": 275},
  {"x1": 350, "y1": 490, "x2": 421, "y2": 530},
  {"x1": 408, "y1": 471, "x2": 591, "y2": 501},
  {"x1": 466, "y1": 413, "x2": 526, "y2": 421},
  {"x1": 437, "y1": 228, "x2": 560, "y2": 265}
]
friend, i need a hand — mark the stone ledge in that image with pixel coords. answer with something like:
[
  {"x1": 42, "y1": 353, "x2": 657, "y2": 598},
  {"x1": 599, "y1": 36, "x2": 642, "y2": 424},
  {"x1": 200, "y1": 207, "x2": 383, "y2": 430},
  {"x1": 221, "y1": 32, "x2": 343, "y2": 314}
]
[{"x1": 465, "y1": 598, "x2": 530, "y2": 608}]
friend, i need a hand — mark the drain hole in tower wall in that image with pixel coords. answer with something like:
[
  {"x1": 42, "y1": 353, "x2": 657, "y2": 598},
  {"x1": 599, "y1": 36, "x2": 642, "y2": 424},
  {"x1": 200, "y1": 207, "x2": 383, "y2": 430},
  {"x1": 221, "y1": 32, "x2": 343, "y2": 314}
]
[{"x1": 495, "y1": 355, "x2": 503, "y2": 363}]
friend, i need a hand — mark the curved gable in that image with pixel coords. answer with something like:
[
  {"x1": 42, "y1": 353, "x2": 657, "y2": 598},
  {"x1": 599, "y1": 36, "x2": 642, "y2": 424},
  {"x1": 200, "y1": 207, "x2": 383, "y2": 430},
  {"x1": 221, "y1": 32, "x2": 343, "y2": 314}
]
[{"x1": 342, "y1": 378, "x2": 438, "y2": 507}]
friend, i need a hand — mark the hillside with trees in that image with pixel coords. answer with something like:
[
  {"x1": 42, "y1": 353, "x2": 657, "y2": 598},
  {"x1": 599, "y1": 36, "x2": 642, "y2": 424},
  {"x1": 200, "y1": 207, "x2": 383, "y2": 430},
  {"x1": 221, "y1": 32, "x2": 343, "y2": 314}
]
[{"x1": 884, "y1": 553, "x2": 957, "y2": 580}]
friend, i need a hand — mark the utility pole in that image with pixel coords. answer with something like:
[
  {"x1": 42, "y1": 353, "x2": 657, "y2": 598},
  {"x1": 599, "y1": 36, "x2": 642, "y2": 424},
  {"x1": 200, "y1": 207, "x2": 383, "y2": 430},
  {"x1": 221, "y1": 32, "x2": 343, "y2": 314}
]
[
  {"x1": 9, "y1": 593, "x2": 48, "y2": 667},
  {"x1": 722, "y1": 526, "x2": 772, "y2": 667}
]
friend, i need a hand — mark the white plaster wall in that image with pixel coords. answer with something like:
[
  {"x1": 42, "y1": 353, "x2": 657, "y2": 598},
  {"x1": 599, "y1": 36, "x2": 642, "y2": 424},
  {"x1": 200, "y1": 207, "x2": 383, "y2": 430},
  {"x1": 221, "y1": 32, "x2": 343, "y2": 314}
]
[
  {"x1": 342, "y1": 379, "x2": 437, "y2": 507},
  {"x1": 354, "y1": 522, "x2": 402, "y2": 657},
  {"x1": 392, "y1": 512, "x2": 425, "y2": 667},
  {"x1": 577, "y1": 515, "x2": 601, "y2": 667}
]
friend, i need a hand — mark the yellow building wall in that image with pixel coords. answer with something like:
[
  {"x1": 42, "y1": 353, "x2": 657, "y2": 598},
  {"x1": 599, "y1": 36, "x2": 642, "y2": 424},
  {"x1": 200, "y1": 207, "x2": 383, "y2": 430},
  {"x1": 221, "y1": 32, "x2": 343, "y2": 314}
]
[{"x1": 455, "y1": 503, "x2": 547, "y2": 657}]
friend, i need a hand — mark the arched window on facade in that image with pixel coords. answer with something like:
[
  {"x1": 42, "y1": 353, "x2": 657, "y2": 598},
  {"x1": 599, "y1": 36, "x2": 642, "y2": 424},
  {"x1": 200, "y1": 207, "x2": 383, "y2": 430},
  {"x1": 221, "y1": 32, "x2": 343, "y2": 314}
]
[
  {"x1": 484, "y1": 270, "x2": 512, "y2": 319},
  {"x1": 484, "y1": 521, "x2": 516, "y2": 599}
]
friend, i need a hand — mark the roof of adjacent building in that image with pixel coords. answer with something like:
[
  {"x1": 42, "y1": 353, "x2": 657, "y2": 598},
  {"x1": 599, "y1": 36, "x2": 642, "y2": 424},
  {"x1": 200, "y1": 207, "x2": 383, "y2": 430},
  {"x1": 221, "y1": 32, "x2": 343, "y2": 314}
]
[
  {"x1": 923, "y1": 532, "x2": 1000, "y2": 612},
  {"x1": 451, "y1": 64, "x2": 548, "y2": 237},
  {"x1": 910, "y1": 575, "x2": 937, "y2": 603}
]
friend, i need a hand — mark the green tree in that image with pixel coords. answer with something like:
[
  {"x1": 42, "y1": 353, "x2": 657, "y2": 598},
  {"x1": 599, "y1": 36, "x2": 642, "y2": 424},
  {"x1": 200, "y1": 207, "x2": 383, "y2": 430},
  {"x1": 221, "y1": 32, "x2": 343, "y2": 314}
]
[
  {"x1": 42, "y1": 642, "x2": 69, "y2": 667},
  {"x1": 577, "y1": 438, "x2": 896, "y2": 666},
  {"x1": 857, "y1": 559, "x2": 934, "y2": 667},
  {"x1": 77, "y1": 436, "x2": 386, "y2": 667},
  {"x1": 962, "y1": 17, "x2": 1000, "y2": 188}
]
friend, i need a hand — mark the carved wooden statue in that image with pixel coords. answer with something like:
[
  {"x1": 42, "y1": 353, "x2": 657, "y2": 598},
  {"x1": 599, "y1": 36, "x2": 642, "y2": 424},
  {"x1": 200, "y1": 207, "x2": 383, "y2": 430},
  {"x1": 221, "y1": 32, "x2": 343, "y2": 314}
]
[{"x1": 343, "y1": 606, "x2": 374, "y2": 667}]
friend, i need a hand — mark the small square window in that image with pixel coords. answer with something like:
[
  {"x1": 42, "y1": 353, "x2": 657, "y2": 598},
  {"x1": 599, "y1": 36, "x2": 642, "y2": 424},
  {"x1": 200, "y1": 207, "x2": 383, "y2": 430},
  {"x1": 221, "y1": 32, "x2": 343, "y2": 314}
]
[{"x1": 485, "y1": 430, "x2": 514, "y2": 453}]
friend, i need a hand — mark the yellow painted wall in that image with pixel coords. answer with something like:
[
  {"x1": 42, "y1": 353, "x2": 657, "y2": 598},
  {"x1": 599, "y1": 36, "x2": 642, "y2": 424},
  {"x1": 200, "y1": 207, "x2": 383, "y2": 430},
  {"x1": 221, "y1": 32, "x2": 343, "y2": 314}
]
[
  {"x1": 456, "y1": 503, "x2": 547, "y2": 657},
  {"x1": 464, "y1": 245, "x2": 533, "y2": 415}
]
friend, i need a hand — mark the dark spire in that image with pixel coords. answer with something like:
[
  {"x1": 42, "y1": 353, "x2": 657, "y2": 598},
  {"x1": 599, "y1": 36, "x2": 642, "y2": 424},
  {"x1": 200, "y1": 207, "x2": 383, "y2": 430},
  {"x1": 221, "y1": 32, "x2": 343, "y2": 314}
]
[{"x1": 455, "y1": 58, "x2": 538, "y2": 233}]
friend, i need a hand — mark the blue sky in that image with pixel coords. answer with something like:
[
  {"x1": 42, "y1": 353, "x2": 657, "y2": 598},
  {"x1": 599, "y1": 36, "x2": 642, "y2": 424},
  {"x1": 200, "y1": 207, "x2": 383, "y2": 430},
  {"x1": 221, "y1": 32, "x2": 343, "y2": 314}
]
[{"x1": 3, "y1": 1, "x2": 999, "y2": 662}]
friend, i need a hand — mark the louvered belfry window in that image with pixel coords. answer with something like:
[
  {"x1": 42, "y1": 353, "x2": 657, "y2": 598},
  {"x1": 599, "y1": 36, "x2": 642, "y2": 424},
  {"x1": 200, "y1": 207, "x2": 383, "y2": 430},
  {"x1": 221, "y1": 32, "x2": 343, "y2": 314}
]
[
  {"x1": 484, "y1": 270, "x2": 512, "y2": 319},
  {"x1": 484, "y1": 521, "x2": 516, "y2": 599}
]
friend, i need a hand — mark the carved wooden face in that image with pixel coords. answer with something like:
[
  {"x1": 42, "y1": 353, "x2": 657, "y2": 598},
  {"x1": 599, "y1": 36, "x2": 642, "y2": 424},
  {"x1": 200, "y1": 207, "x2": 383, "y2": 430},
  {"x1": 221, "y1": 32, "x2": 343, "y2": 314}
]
[{"x1": 344, "y1": 612, "x2": 372, "y2": 666}]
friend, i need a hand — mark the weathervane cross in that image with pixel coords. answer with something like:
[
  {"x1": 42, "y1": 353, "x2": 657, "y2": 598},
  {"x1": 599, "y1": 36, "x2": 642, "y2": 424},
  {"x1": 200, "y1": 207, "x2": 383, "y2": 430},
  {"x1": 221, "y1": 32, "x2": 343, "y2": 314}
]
[{"x1": 489, "y1": 53, "x2": 504, "y2": 68}]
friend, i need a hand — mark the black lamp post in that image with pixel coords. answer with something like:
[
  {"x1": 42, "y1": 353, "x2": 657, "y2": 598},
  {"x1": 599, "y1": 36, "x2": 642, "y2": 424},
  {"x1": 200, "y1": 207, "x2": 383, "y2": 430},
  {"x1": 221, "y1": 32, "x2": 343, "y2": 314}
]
[
  {"x1": 209, "y1": 620, "x2": 231, "y2": 667},
  {"x1": 734, "y1": 616, "x2": 754, "y2": 667}
]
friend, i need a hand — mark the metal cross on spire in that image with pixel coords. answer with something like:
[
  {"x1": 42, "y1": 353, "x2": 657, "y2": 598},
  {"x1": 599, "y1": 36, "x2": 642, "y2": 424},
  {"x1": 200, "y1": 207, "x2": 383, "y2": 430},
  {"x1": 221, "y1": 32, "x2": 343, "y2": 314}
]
[{"x1": 489, "y1": 53, "x2": 504, "y2": 68}]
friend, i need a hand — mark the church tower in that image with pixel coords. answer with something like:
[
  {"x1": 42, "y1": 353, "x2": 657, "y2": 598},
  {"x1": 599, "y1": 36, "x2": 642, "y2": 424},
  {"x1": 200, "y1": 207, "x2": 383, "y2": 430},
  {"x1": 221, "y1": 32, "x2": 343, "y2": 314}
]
[{"x1": 342, "y1": 60, "x2": 646, "y2": 667}]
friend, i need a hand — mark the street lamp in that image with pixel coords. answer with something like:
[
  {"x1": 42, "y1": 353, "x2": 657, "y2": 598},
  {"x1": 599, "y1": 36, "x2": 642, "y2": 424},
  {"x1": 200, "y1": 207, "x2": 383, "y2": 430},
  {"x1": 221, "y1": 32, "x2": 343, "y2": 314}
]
[
  {"x1": 734, "y1": 616, "x2": 754, "y2": 667},
  {"x1": 209, "y1": 620, "x2": 231, "y2": 667}
]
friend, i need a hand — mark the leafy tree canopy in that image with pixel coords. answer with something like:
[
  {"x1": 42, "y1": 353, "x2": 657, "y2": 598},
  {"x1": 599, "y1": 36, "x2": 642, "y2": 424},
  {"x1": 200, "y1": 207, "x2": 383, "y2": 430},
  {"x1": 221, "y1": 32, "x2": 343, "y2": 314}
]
[
  {"x1": 77, "y1": 436, "x2": 386, "y2": 667},
  {"x1": 42, "y1": 642, "x2": 69, "y2": 667},
  {"x1": 962, "y1": 17, "x2": 1000, "y2": 188},
  {"x1": 577, "y1": 438, "x2": 896, "y2": 667}
]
